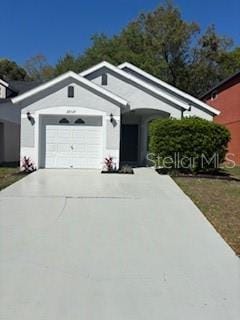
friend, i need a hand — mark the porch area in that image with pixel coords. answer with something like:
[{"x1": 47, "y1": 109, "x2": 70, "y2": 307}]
[{"x1": 120, "y1": 108, "x2": 170, "y2": 166}]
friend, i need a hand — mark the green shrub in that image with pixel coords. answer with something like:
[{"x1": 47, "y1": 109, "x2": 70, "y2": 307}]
[{"x1": 149, "y1": 117, "x2": 230, "y2": 173}]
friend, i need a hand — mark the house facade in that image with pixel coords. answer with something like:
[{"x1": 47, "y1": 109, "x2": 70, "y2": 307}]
[
  {"x1": 201, "y1": 71, "x2": 240, "y2": 164},
  {"x1": 0, "y1": 78, "x2": 40, "y2": 163},
  {"x1": 11, "y1": 61, "x2": 219, "y2": 169}
]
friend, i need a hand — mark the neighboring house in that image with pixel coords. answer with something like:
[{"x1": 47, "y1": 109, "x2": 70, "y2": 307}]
[
  {"x1": 11, "y1": 61, "x2": 219, "y2": 169},
  {"x1": 0, "y1": 78, "x2": 41, "y2": 164},
  {"x1": 201, "y1": 71, "x2": 240, "y2": 164}
]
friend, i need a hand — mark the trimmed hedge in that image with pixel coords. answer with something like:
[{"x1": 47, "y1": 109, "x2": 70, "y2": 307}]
[{"x1": 149, "y1": 117, "x2": 230, "y2": 173}]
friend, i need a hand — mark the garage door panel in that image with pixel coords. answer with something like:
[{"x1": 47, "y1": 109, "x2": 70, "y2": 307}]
[
  {"x1": 46, "y1": 132, "x2": 58, "y2": 143},
  {"x1": 45, "y1": 121, "x2": 103, "y2": 168},
  {"x1": 56, "y1": 156, "x2": 74, "y2": 168},
  {"x1": 46, "y1": 144, "x2": 57, "y2": 152},
  {"x1": 72, "y1": 131, "x2": 84, "y2": 139},
  {"x1": 72, "y1": 145, "x2": 86, "y2": 152},
  {"x1": 85, "y1": 145, "x2": 101, "y2": 152},
  {"x1": 57, "y1": 143, "x2": 72, "y2": 153}
]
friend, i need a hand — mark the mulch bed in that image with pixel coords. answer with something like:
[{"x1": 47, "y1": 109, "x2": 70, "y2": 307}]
[{"x1": 156, "y1": 168, "x2": 240, "y2": 181}]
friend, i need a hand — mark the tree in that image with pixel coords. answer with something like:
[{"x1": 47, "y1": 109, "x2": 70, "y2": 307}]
[
  {"x1": 73, "y1": 34, "x2": 124, "y2": 72},
  {"x1": 188, "y1": 25, "x2": 233, "y2": 96},
  {"x1": 142, "y1": 2, "x2": 199, "y2": 87},
  {"x1": 0, "y1": 59, "x2": 27, "y2": 80},
  {"x1": 220, "y1": 47, "x2": 240, "y2": 77},
  {"x1": 24, "y1": 54, "x2": 55, "y2": 80},
  {"x1": 73, "y1": 1, "x2": 236, "y2": 96},
  {"x1": 55, "y1": 53, "x2": 79, "y2": 75}
]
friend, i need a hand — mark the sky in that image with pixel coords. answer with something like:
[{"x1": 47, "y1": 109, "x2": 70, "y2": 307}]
[{"x1": 0, "y1": 0, "x2": 239, "y2": 66}]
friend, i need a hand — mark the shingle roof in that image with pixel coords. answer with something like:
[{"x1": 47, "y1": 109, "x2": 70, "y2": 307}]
[
  {"x1": 0, "y1": 79, "x2": 43, "y2": 104},
  {"x1": 8, "y1": 80, "x2": 43, "y2": 95},
  {"x1": 200, "y1": 70, "x2": 240, "y2": 99}
]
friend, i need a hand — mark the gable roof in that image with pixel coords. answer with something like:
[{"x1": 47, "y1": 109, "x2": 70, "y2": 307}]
[
  {"x1": 11, "y1": 71, "x2": 128, "y2": 107},
  {"x1": 118, "y1": 62, "x2": 220, "y2": 116},
  {"x1": 80, "y1": 61, "x2": 191, "y2": 111},
  {"x1": 200, "y1": 70, "x2": 240, "y2": 100}
]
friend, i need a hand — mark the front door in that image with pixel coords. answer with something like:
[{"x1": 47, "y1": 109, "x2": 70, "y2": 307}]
[{"x1": 120, "y1": 124, "x2": 138, "y2": 163}]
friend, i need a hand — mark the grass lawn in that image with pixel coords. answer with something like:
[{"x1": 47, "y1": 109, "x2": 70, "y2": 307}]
[
  {"x1": 0, "y1": 167, "x2": 26, "y2": 191},
  {"x1": 173, "y1": 167, "x2": 240, "y2": 256}
]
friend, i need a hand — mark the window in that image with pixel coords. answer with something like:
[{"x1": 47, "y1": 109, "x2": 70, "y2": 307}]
[
  {"x1": 59, "y1": 118, "x2": 69, "y2": 124},
  {"x1": 211, "y1": 90, "x2": 218, "y2": 100},
  {"x1": 101, "y1": 73, "x2": 108, "y2": 86},
  {"x1": 68, "y1": 86, "x2": 74, "y2": 98},
  {"x1": 75, "y1": 118, "x2": 85, "y2": 124}
]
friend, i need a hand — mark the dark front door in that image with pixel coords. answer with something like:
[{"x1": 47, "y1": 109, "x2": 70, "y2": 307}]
[{"x1": 120, "y1": 124, "x2": 138, "y2": 163}]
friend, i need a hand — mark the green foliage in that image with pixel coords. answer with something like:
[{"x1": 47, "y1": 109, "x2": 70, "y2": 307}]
[
  {"x1": 219, "y1": 47, "x2": 240, "y2": 77},
  {"x1": 0, "y1": 59, "x2": 27, "y2": 80},
  {"x1": 149, "y1": 117, "x2": 230, "y2": 173},
  {"x1": 188, "y1": 25, "x2": 233, "y2": 96},
  {"x1": 55, "y1": 53, "x2": 79, "y2": 75}
]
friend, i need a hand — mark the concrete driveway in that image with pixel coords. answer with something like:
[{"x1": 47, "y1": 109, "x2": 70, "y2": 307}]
[{"x1": 0, "y1": 168, "x2": 239, "y2": 320}]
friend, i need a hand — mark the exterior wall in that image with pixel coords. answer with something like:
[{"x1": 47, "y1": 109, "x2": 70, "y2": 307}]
[
  {"x1": 87, "y1": 68, "x2": 214, "y2": 120},
  {"x1": 20, "y1": 80, "x2": 121, "y2": 169},
  {"x1": 0, "y1": 85, "x2": 7, "y2": 99},
  {"x1": 0, "y1": 101, "x2": 22, "y2": 163},
  {"x1": 0, "y1": 119, "x2": 20, "y2": 163},
  {"x1": 88, "y1": 70, "x2": 182, "y2": 119},
  {"x1": 0, "y1": 101, "x2": 22, "y2": 124},
  {"x1": 204, "y1": 80, "x2": 240, "y2": 164},
  {"x1": 19, "y1": 78, "x2": 121, "y2": 115}
]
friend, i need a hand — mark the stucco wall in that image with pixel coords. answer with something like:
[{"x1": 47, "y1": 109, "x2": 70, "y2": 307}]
[
  {"x1": 121, "y1": 66, "x2": 214, "y2": 120},
  {"x1": 0, "y1": 119, "x2": 20, "y2": 163},
  {"x1": 0, "y1": 101, "x2": 22, "y2": 124},
  {"x1": 86, "y1": 68, "x2": 214, "y2": 120},
  {"x1": 21, "y1": 118, "x2": 35, "y2": 148},
  {"x1": 0, "y1": 102, "x2": 23, "y2": 163},
  {"x1": 20, "y1": 78, "x2": 121, "y2": 116},
  {"x1": 88, "y1": 70, "x2": 182, "y2": 119}
]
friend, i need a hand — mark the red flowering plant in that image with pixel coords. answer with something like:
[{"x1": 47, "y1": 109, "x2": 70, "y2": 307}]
[
  {"x1": 103, "y1": 156, "x2": 116, "y2": 172},
  {"x1": 21, "y1": 156, "x2": 36, "y2": 173}
]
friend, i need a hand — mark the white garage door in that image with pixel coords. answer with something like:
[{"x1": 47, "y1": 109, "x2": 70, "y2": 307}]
[{"x1": 45, "y1": 124, "x2": 103, "y2": 168}]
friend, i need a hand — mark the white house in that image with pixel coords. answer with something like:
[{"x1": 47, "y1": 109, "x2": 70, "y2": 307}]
[{"x1": 10, "y1": 61, "x2": 219, "y2": 169}]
